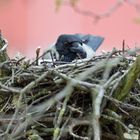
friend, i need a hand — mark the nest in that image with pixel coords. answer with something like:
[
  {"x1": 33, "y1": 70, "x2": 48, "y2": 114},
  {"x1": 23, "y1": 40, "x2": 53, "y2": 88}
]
[{"x1": 0, "y1": 48, "x2": 140, "y2": 140}]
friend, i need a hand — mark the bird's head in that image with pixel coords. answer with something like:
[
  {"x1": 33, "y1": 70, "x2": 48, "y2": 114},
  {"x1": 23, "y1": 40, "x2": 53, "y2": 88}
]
[{"x1": 55, "y1": 34, "x2": 87, "y2": 62}]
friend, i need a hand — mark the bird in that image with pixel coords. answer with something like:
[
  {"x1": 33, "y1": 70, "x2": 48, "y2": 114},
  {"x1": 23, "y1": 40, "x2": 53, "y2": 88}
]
[{"x1": 43, "y1": 34, "x2": 104, "y2": 62}]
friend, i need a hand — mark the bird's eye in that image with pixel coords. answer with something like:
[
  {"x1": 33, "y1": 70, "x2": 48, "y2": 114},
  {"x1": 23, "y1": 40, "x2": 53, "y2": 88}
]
[{"x1": 64, "y1": 42, "x2": 68, "y2": 45}]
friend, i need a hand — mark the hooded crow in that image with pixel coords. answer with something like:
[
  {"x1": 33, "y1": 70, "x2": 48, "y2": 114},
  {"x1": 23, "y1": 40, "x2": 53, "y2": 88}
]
[{"x1": 44, "y1": 34, "x2": 104, "y2": 62}]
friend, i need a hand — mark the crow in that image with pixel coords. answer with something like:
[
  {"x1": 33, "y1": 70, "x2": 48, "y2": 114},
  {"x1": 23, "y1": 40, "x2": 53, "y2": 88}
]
[{"x1": 44, "y1": 34, "x2": 104, "y2": 62}]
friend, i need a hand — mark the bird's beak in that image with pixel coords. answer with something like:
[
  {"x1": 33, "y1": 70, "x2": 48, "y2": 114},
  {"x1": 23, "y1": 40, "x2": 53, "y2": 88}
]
[
  {"x1": 70, "y1": 42, "x2": 83, "y2": 52},
  {"x1": 70, "y1": 42, "x2": 87, "y2": 58}
]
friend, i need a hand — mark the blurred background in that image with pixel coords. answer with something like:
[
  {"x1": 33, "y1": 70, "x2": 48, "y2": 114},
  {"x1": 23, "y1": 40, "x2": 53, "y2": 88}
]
[{"x1": 0, "y1": 0, "x2": 140, "y2": 58}]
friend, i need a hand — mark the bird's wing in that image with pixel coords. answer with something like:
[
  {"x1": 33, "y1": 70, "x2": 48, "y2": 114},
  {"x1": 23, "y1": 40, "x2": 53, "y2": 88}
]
[{"x1": 75, "y1": 34, "x2": 104, "y2": 51}]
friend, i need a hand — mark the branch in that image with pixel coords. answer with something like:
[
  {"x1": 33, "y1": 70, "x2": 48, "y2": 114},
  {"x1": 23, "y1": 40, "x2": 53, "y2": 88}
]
[{"x1": 113, "y1": 55, "x2": 140, "y2": 101}]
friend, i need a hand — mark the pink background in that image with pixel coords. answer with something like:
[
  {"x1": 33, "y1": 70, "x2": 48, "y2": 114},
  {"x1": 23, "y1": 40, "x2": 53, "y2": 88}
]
[{"x1": 0, "y1": 0, "x2": 140, "y2": 58}]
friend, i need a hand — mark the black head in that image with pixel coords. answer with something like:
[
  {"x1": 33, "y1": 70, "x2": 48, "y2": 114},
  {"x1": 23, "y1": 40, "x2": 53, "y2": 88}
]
[{"x1": 55, "y1": 34, "x2": 87, "y2": 62}]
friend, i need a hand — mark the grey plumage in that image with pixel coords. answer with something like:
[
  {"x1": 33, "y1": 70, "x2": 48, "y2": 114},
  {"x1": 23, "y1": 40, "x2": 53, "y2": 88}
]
[{"x1": 75, "y1": 34, "x2": 104, "y2": 51}]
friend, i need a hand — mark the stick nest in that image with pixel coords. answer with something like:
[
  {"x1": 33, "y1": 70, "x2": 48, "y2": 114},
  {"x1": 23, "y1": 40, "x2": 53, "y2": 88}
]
[{"x1": 0, "y1": 49, "x2": 140, "y2": 140}]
